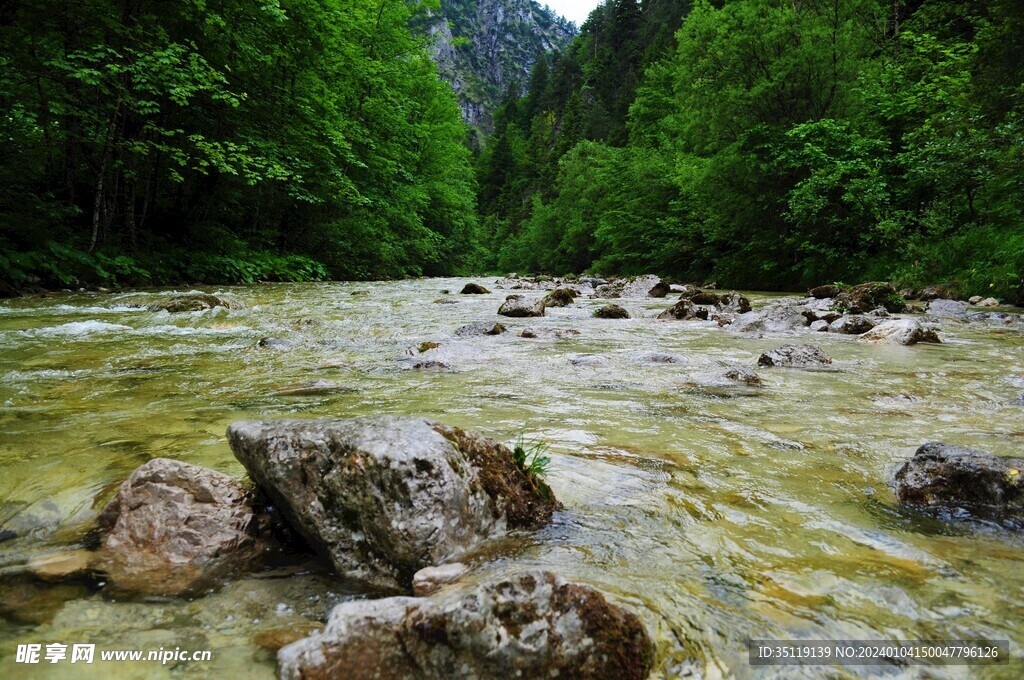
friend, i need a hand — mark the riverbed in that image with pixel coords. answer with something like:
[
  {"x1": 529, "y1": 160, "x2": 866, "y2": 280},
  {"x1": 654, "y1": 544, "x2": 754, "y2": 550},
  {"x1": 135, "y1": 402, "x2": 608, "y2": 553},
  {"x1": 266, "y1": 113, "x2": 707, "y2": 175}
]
[{"x1": 1, "y1": 280, "x2": 1022, "y2": 678}]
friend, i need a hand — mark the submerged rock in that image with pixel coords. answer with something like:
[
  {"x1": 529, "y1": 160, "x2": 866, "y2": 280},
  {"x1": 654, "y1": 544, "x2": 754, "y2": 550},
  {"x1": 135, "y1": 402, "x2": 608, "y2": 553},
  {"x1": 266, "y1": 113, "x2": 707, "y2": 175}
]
[
  {"x1": 757, "y1": 344, "x2": 832, "y2": 368},
  {"x1": 276, "y1": 380, "x2": 355, "y2": 396},
  {"x1": 227, "y1": 417, "x2": 558, "y2": 591},
  {"x1": 927, "y1": 298, "x2": 969, "y2": 317},
  {"x1": 147, "y1": 294, "x2": 244, "y2": 313},
  {"x1": 498, "y1": 295, "x2": 545, "y2": 318},
  {"x1": 859, "y1": 319, "x2": 941, "y2": 345},
  {"x1": 28, "y1": 550, "x2": 94, "y2": 583},
  {"x1": 412, "y1": 360, "x2": 452, "y2": 371},
  {"x1": 570, "y1": 354, "x2": 609, "y2": 367},
  {"x1": 894, "y1": 443, "x2": 1023, "y2": 520},
  {"x1": 594, "y1": 304, "x2": 630, "y2": 319},
  {"x1": 411, "y1": 562, "x2": 469, "y2": 596},
  {"x1": 278, "y1": 571, "x2": 654, "y2": 680},
  {"x1": 637, "y1": 351, "x2": 688, "y2": 364},
  {"x1": 94, "y1": 458, "x2": 272, "y2": 596},
  {"x1": 258, "y1": 337, "x2": 297, "y2": 350},
  {"x1": 454, "y1": 322, "x2": 507, "y2": 337},
  {"x1": 460, "y1": 283, "x2": 490, "y2": 295},
  {"x1": 519, "y1": 328, "x2": 580, "y2": 339}
]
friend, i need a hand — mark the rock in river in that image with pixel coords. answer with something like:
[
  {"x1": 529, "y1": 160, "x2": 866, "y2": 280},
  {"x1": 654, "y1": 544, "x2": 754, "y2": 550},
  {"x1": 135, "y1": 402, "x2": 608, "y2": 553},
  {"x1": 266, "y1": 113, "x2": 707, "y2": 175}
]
[
  {"x1": 541, "y1": 287, "x2": 577, "y2": 308},
  {"x1": 594, "y1": 304, "x2": 630, "y2": 319},
  {"x1": 595, "y1": 275, "x2": 667, "y2": 299},
  {"x1": 147, "y1": 293, "x2": 244, "y2": 313},
  {"x1": 658, "y1": 299, "x2": 708, "y2": 321},
  {"x1": 859, "y1": 319, "x2": 941, "y2": 345},
  {"x1": 94, "y1": 458, "x2": 272, "y2": 596},
  {"x1": 459, "y1": 283, "x2": 490, "y2": 295},
  {"x1": 894, "y1": 443, "x2": 1023, "y2": 520},
  {"x1": 828, "y1": 315, "x2": 876, "y2": 335},
  {"x1": 809, "y1": 284, "x2": 843, "y2": 299},
  {"x1": 498, "y1": 294, "x2": 545, "y2": 318},
  {"x1": 757, "y1": 344, "x2": 833, "y2": 368},
  {"x1": 732, "y1": 305, "x2": 806, "y2": 334},
  {"x1": 228, "y1": 417, "x2": 558, "y2": 591},
  {"x1": 927, "y1": 298, "x2": 969, "y2": 318},
  {"x1": 278, "y1": 570, "x2": 654, "y2": 680},
  {"x1": 454, "y1": 322, "x2": 506, "y2": 337},
  {"x1": 411, "y1": 562, "x2": 469, "y2": 596}
]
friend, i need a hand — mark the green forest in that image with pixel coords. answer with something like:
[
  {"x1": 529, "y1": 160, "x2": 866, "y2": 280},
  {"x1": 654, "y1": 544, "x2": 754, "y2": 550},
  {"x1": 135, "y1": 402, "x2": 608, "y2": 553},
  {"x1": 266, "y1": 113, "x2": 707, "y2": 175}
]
[
  {"x1": 0, "y1": 0, "x2": 479, "y2": 286},
  {"x1": 2, "y1": 0, "x2": 1023, "y2": 303}
]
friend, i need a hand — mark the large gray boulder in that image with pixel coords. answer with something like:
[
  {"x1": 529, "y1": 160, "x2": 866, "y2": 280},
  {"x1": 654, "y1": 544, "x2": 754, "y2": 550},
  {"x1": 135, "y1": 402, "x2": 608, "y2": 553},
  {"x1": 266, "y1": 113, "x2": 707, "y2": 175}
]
[
  {"x1": 894, "y1": 443, "x2": 1023, "y2": 520},
  {"x1": 498, "y1": 295, "x2": 545, "y2": 317},
  {"x1": 595, "y1": 275, "x2": 666, "y2": 299},
  {"x1": 732, "y1": 305, "x2": 806, "y2": 333},
  {"x1": 757, "y1": 344, "x2": 832, "y2": 368},
  {"x1": 859, "y1": 319, "x2": 941, "y2": 345},
  {"x1": 927, "y1": 298, "x2": 969, "y2": 317},
  {"x1": 828, "y1": 315, "x2": 876, "y2": 335},
  {"x1": 278, "y1": 571, "x2": 654, "y2": 680},
  {"x1": 95, "y1": 458, "x2": 272, "y2": 596},
  {"x1": 227, "y1": 418, "x2": 558, "y2": 591}
]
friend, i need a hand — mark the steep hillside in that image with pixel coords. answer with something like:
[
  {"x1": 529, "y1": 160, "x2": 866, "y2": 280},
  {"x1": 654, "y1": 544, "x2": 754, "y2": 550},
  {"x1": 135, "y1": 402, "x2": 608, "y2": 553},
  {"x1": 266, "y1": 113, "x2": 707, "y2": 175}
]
[{"x1": 430, "y1": 0, "x2": 575, "y2": 132}]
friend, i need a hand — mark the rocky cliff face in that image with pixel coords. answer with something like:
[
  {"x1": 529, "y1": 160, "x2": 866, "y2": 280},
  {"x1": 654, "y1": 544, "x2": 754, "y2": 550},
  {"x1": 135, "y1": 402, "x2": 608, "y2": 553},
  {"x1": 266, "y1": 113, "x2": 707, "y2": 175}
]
[{"x1": 430, "y1": 0, "x2": 575, "y2": 131}]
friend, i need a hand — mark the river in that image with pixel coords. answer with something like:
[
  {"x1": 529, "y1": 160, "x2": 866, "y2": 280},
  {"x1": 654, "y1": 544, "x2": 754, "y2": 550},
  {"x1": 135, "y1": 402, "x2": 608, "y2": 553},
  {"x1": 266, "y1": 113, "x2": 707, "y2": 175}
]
[{"x1": 1, "y1": 279, "x2": 1022, "y2": 678}]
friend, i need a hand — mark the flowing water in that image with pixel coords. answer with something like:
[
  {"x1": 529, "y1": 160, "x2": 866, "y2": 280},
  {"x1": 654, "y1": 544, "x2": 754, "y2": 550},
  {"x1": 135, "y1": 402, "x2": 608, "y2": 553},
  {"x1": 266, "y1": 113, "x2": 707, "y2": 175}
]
[{"x1": 0, "y1": 280, "x2": 1022, "y2": 678}]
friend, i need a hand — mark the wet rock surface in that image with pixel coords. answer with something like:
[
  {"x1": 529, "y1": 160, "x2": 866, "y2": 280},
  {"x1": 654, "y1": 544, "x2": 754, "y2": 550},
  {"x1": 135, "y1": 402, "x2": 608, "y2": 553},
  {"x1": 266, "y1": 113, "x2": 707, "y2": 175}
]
[
  {"x1": 595, "y1": 304, "x2": 630, "y2": 319},
  {"x1": 541, "y1": 287, "x2": 577, "y2": 308},
  {"x1": 927, "y1": 298, "x2": 969, "y2": 318},
  {"x1": 459, "y1": 283, "x2": 490, "y2": 295},
  {"x1": 809, "y1": 284, "x2": 843, "y2": 299},
  {"x1": 411, "y1": 562, "x2": 469, "y2": 596},
  {"x1": 147, "y1": 294, "x2": 244, "y2": 313},
  {"x1": 732, "y1": 305, "x2": 806, "y2": 334},
  {"x1": 278, "y1": 570, "x2": 654, "y2": 680},
  {"x1": 498, "y1": 294, "x2": 545, "y2": 317},
  {"x1": 94, "y1": 458, "x2": 272, "y2": 596},
  {"x1": 828, "y1": 315, "x2": 876, "y2": 335},
  {"x1": 595, "y1": 275, "x2": 667, "y2": 299},
  {"x1": 227, "y1": 417, "x2": 558, "y2": 590},
  {"x1": 859, "y1": 319, "x2": 941, "y2": 345},
  {"x1": 757, "y1": 344, "x2": 833, "y2": 368},
  {"x1": 454, "y1": 321, "x2": 506, "y2": 337},
  {"x1": 895, "y1": 443, "x2": 1023, "y2": 520}
]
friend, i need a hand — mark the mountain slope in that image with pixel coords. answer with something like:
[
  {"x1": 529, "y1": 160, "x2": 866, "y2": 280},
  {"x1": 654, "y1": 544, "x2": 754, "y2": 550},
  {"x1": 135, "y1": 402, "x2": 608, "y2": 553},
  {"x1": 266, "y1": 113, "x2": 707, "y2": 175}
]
[{"x1": 430, "y1": 0, "x2": 575, "y2": 132}]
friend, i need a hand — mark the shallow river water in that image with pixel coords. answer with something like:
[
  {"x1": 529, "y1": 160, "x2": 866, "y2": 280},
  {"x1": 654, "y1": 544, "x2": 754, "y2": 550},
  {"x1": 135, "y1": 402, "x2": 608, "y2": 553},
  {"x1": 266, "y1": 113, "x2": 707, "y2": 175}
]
[{"x1": 0, "y1": 279, "x2": 1022, "y2": 678}]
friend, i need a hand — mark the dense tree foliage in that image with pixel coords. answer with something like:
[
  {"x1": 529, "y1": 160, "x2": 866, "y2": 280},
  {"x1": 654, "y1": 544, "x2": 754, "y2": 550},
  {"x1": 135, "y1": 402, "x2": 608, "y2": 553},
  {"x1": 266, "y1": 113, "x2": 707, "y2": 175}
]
[
  {"x1": 0, "y1": 0, "x2": 481, "y2": 287},
  {"x1": 482, "y1": 0, "x2": 1024, "y2": 302}
]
